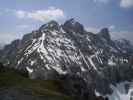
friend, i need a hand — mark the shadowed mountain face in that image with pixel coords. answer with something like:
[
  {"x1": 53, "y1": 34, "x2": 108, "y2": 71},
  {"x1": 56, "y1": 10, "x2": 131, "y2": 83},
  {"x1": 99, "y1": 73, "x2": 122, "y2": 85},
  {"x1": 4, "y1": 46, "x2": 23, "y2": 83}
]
[{"x1": 0, "y1": 19, "x2": 133, "y2": 99}]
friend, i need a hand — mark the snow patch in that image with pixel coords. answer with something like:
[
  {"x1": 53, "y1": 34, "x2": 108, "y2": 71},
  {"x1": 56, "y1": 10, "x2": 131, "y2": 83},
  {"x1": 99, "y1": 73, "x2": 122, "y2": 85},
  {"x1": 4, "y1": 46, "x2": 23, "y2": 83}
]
[
  {"x1": 88, "y1": 56, "x2": 97, "y2": 71},
  {"x1": 51, "y1": 30, "x2": 57, "y2": 35},
  {"x1": 30, "y1": 60, "x2": 35, "y2": 66},
  {"x1": 60, "y1": 27, "x2": 65, "y2": 33},
  {"x1": 45, "y1": 64, "x2": 51, "y2": 70},
  {"x1": 17, "y1": 57, "x2": 24, "y2": 65},
  {"x1": 52, "y1": 66, "x2": 67, "y2": 75},
  {"x1": 81, "y1": 67, "x2": 86, "y2": 72},
  {"x1": 37, "y1": 33, "x2": 48, "y2": 54},
  {"x1": 25, "y1": 41, "x2": 40, "y2": 56},
  {"x1": 79, "y1": 49, "x2": 90, "y2": 70},
  {"x1": 108, "y1": 59, "x2": 116, "y2": 66},
  {"x1": 107, "y1": 82, "x2": 133, "y2": 100},
  {"x1": 95, "y1": 90, "x2": 102, "y2": 97},
  {"x1": 26, "y1": 67, "x2": 33, "y2": 74}
]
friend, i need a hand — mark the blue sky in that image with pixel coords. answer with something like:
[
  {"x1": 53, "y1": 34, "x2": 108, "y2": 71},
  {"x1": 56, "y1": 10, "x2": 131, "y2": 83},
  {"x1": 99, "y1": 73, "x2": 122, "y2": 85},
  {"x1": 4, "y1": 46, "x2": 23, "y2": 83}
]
[{"x1": 0, "y1": 0, "x2": 133, "y2": 44}]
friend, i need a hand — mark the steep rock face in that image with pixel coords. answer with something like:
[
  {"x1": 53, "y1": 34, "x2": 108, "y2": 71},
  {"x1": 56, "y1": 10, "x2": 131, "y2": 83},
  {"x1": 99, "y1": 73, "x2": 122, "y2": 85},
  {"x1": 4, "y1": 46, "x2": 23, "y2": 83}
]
[
  {"x1": 98, "y1": 28, "x2": 111, "y2": 40},
  {"x1": 63, "y1": 18, "x2": 85, "y2": 34},
  {"x1": 0, "y1": 19, "x2": 133, "y2": 99}
]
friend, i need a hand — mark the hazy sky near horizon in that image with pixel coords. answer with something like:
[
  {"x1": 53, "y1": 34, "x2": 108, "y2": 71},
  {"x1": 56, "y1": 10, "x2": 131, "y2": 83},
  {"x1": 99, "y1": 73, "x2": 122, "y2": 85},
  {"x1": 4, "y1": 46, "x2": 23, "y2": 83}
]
[{"x1": 0, "y1": 0, "x2": 133, "y2": 44}]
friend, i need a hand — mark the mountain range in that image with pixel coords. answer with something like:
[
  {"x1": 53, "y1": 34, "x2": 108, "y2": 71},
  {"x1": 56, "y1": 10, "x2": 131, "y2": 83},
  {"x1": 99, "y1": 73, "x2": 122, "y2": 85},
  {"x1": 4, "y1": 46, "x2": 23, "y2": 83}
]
[{"x1": 0, "y1": 18, "x2": 133, "y2": 100}]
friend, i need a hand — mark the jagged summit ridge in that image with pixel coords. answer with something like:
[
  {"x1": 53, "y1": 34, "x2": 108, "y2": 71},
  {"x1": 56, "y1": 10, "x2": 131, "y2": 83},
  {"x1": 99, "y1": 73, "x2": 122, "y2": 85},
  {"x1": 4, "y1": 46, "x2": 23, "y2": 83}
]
[
  {"x1": 39, "y1": 20, "x2": 60, "y2": 31},
  {"x1": 63, "y1": 18, "x2": 85, "y2": 33}
]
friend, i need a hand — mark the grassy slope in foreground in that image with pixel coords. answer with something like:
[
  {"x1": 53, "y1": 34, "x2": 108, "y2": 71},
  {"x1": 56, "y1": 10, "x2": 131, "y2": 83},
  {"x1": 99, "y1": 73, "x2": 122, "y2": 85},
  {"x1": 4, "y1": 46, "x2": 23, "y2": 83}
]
[{"x1": 0, "y1": 68, "x2": 74, "y2": 100}]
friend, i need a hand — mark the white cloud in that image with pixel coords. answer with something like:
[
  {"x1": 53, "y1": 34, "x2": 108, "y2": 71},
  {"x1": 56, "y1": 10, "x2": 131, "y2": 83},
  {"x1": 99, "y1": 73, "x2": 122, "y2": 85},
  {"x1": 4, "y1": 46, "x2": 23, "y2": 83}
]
[
  {"x1": 15, "y1": 7, "x2": 65, "y2": 22},
  {"x1": 86, "y1": 27, "x2": 99, "y2": 33},
  {"x1": 17, "y1": 25, "x2": 30, "y2": 29},
  {"x1": 111, "y1": 31, "x2": 133, "y2": 43},
  {"x1": 0, "y1": 33, "x2": 22, "y2": 44},
  {"x1": 120, "y1": 0, "x2": 133, "y2": 8},
  {"x1": 109, "y1": 25, "x2": 115, "y2": 30},
  {"x1": 86, "y1": 25, "x2": 115, "y2": 33},
  {"x1": 16, "y1": 10, "x2": 26, "y2": 18},
  {"x1": 93, "y1": 0, "x2": 110, "y2": 4}
]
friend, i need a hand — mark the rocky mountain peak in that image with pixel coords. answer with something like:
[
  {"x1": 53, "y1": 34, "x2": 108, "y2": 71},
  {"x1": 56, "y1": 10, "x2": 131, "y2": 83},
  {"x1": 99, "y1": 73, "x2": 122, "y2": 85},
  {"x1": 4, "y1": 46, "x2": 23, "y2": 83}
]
[
  {"x1": 99, "y1": 28, "x2": 111, "y2": 41},
  {"x1": 39, "y1": 20, "x2": 60, "y2": 31},
  {"x1": 63, "y1": 18, "x2": 85, "y2": 34},
  {"x1": 65, "y1": 18, "x2": 77, "y2": 25}
]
